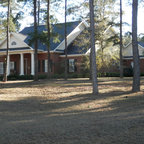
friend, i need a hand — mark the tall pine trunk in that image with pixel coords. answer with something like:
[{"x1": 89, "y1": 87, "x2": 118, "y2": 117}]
[
  {"x1": 64, "y1": 0, "x2": 68, "y2": 80},
  {"x1": 89, "y1": 0, "x2": 98, "y2": 94},
  {"x1": 47, "y1": 0, "x2": 51, "y2": 78},
  {"x1": 120, "y1": 0, "x2": 123, "y2": 78},
  {"x1": 34, "y1": 0, "x2": 38, "y2": 81},
  {"x1": 37, "y1": 0, "x2": 40, "y2": 26},
  {"x1": 132, "y1": 0, "x2": 140, "y2": 92},
  {"x1": 3, "y1": 0, "x2": 10, "y2": 82}
]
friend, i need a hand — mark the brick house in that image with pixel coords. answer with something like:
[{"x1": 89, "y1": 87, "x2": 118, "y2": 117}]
[
  {"x1": 0, "y1": 21, "x2": 89, "y2": 76},
  {"x1": 123, "y1": 42, "x2": 144, "y2": 73}
]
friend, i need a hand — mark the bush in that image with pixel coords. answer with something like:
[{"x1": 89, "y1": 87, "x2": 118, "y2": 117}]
[
  {"x1": 123, "y1": 68, "x2": 133, "y2": 77},
  {"x1": 38, "y1": 74, "x2": 47, "y2": 79}
]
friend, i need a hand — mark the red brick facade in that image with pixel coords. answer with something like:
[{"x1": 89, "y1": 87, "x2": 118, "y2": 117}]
[
  {"x1": 123, "y1": 59, "x2": 144, "y2": 73},
  {"x1": 0, "y1": 52, "x2": 83, "y2": 75}
]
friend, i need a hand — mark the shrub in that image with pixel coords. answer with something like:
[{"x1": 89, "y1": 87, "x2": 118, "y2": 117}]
[{"x1": 123, "y1": 68, "x2": 133, "y2": 77}]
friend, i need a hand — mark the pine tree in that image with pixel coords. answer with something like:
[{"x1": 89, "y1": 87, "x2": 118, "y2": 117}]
[
  {"x1": 89, "y1": 0, "x2": 98, "y2": 94},
  {"x1": 132, "y1": 0, "x2": 140, "y2": 92},
  {"x1": 119, "y1": 0, "x2": 123, "y2": 78},
  {"x1": 34, "y1": 0, "x2": 38, "y2": 81},
  {"x1": 64, "y1": 0, "x2": 68, "y2": 80},
  {"x1": 3, "y1": 0, "x2": 10, "y2": 82}
]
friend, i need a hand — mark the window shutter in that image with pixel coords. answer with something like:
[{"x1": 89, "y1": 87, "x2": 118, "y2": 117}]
[
  {"x1": 0, "y1": 62, "x2": 4, "y2": 74},
  {"x1": 74, "y1": 59, "x2": 77, "y2": 72},
  {"x1": 14, "y1": 62, "x2": 17, "y2": 71},
  {"x1": 67, "y1": 59, "x2": 69, "y2": 73},
  {"x1": 42, "y1": 60, "x2": 45, "y2": 72},
  {"x1": 38, "y1": 60, "x2": 41, "y2": 72}
]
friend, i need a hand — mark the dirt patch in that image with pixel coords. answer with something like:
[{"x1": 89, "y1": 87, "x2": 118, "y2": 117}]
[{"x1": 0, "y1": 78, "x2": 144, "y2": 144}]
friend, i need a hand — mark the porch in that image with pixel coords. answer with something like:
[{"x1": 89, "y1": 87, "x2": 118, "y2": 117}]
[{"x1": 0, "y1": 53, "x2": 34, "y2": 76}]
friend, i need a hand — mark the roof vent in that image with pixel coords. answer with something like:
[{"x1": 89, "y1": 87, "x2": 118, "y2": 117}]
[{"x1": 11, "y1": 41, "x2": 16, "y2": 46}]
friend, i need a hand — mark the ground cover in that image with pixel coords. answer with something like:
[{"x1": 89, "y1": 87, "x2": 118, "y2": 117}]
[{"x1": 0, "y1": 78, "x2": 144, "y2": 144}]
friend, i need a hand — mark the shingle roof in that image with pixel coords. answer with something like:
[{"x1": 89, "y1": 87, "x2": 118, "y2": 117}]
[
  {"x1": 138, "y1": 42, "x2": 144, "y2": 48},
  {"x1": 0, "y1": 47, "x2": 31, "y2": 52},
  {"x1": 20, "y1": 21, "x2": 81, "y2": 52},
  {"x1": 65, "y1": 29, "x2": 90, "y2": 55}
]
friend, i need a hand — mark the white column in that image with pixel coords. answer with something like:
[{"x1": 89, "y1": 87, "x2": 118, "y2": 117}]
[
  {"x1": 7, "y1": 54, "x2": 10, "y2": 75},
  {"x1": 31, "y1": 53, "x2": 35, "y2": 75},
  {"x1": 20, "y1": 53, "x2": 24, "y2": 75}
]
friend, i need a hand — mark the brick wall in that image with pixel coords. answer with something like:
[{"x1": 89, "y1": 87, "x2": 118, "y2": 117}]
[
  {"x1": 38, "y1": 52, "x2": 61, "y2": 74},
  {"x1": 59, "y1": 56, "x2": 83, "y2": 74},
  {"x1": 0, "y1": 53, "x2": 84, "y2": 75},
  {"x1": 123, "y1": 59, "x2": 144, "y2": 73}
]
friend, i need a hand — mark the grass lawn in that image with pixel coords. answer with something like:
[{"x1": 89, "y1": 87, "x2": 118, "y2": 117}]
[{"x1": 0, "y1": 77, "x2": 144, "y2": 144}]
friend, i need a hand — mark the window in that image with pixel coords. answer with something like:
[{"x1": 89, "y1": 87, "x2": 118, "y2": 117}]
[
  {"x1": 131, "y1": 61, "x2": 134, "y2": 68},
  {"x1": 44, "y1": 60, "x2": 52, "y2": 73},
  {"x1": 10, "y1": 62, "x2": 14, "y2": 70},
  {"x1": 0, "y1": 62, "x2": 4, "y2": 74},
  {"x1": 69, "y1": 59, "x2": 75, "y2": 72},
  {"x1": 11, "y1": 41, "x2": 16, "y2": 46}
]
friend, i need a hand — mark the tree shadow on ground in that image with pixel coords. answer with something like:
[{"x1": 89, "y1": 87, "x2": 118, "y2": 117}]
[
  {"x1": 0, "y1": 78, "x2": 144, "y2": 144},
  {"x1": 0, "y1": 89, "x2": 144, "y2": 144},
  {"x1": 0, "y1": 77, "x2": 134, "y2": 89}
]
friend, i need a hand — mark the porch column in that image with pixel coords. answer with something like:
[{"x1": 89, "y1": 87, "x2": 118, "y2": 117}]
[
  {"x1": 20, "y1": 53, "x2": 24, "y2": 75},
  {"x1": 31, "y1": 53, "x2": 34, "y2": 75},
  {"x1": 7, "y1": 54, "x2": 10, "y2": 75}
]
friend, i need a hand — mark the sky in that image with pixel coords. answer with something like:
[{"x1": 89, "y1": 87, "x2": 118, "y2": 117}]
[
  {"x1": 1, "y1": 0, "x2": 144, "y2": 35},
  {"x1": 122, "y1": 1, "x2": 144, "y2": 35},
  {"x1": 18, "y1": 0, "x2": 144, "y2": 35}
]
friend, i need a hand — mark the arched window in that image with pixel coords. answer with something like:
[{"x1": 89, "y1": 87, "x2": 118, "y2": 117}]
[{"x1": 11, "y1": 41, "x2": 16, "y2": 46}]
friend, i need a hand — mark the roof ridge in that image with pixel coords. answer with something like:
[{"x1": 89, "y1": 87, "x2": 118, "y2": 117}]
[{"x1": 20, "y1": 21, "x2": 81, "y2": 32}]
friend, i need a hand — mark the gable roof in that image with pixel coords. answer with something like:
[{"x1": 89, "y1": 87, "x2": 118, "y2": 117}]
[
  {"x1": 65, "y1": 29, "x2": 90, "y2": 55},
  {"x1": 123, "y1": 41, "x2": 144, "y2": 59},
  {"x1": 138, "y1": 42, "x2": 144, "y2": 48},
  {"x1": 20, "y1": 21, "x2": 81, "y2": 52},
  {"x1": 0, "y1": 33, "x2": 33, "y2": 53}
]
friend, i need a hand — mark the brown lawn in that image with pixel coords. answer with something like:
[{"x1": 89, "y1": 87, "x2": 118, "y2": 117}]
[{"x1": 0, "y1": 78, "x2": 144, "y2": 144}]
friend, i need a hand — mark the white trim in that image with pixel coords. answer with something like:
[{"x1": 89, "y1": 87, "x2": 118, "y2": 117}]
[
  {"x1": 7, "y1": 54, "x2": 10, "y2": 75},
  {"x1": 124, "y1": 42, "x2": 144, "y2": 49},
  {"x1": 45, "y1": 59, "x2": 48, "y2": 73},
  {"x1": 138, "y1": 44, "x2": 144, "y2": 49},
  {"x1": 20, "y1": 53, "x2": 24, "y2": 75},
  {"x1": 123, "y1": 57, "x2": 144, "y2": 60},
  {"x1": 124, "y1": 42, "x2": 131, "y2": 48},
  {"x1": 59, "y1": 54, "x2": 86, "y2": 58},
  {"x1": 38, "y1": 50, "x2": 63, "y2": 54},
  {"x1": 0, "y1": 33, "x2": 33, "y2": 50},
  {"x1": 54, "y1": 21, "x2": 87, "y2": 51},
  {"x1": 31, "y1": 53, "x2": 35, "y2": 75},
  {"x1": 0, "y1": 49, "x2": 34, "y2": 55},
  {"x1": 103, "y1": 25, "x2": 112, "y2": 34}
]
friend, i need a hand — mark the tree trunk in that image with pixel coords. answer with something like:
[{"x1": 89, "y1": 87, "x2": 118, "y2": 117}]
[
  {"x1": 47, "y1": 0, "x2": 51, "y2": 79},
  {"x1": 3, "y1": 0, "x2": 10, "y2": 82},
  {"x1": 132, "y1": 0, "x2": 140, "y2": 92},
  {"x1": 89, "y1": 0, "x2": 98, "y2": 94},
  {"x1": 38, "y1": 0, "x2": 40, "y2": 26},
  {"x1": 89, "y1": 50, "x2": 92, "y2": 80},
  {"x1": 120, "y1": 0, "x2": 123, "y2": 78},
  {"x1": 34, "y1": 0, "x2": 38, "y2": 81},
  {"x1": 64, "y1": 0, "x2": 68, "y2": 80}
]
